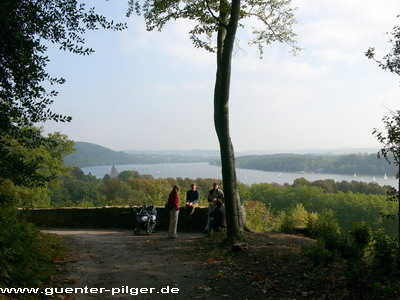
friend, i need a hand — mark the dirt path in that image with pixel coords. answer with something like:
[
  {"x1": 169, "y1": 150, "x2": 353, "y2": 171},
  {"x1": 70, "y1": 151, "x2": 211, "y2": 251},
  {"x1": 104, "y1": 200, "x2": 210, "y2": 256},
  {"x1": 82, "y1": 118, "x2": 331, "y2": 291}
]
[
  {"x1": 46, "y1": 230, "x2": 210, "y2": 299},
  {"x1": 45, "y1": 230, "x2": 400, "y2": 300}
]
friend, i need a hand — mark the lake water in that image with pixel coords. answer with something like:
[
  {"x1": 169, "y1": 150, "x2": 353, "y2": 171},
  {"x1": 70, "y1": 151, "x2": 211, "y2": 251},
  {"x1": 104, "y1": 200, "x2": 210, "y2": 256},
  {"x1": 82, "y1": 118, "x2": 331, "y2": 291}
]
[{"x1": 82, "y1": 162, "x2": 397, "y2": 188}]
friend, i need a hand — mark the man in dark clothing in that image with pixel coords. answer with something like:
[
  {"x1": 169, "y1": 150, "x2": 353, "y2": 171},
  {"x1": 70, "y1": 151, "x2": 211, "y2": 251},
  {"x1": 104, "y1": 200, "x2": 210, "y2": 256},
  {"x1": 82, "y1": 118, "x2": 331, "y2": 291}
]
[
  {"x1": 186, "y1": 183, "x2": 200, "y2": 220},
  {"x1": 207, "y1": 182, "x2": 224, "y2": 203},
  {"x1": 209, "y1": 199, "x2": 226, "y2": 232},
  {"x1": 204, "y1": 182, "x2": 224, "y2": 233}
]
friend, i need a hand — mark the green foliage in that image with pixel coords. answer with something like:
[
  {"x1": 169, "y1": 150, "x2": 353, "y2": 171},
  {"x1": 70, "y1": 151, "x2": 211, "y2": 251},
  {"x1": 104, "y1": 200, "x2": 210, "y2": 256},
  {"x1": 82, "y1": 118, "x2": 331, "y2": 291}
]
[
  {"x1": 242, "y1": 200, "x2": 278, "y2": 232},
  {"x1": 0, "y1": 206, "x2": 67, "y2": 289},
  {"x1": 1, "y1": 129, "x2": 74, "y2": 207},
  {"x1": 349, "y1": 221, "x2": 372, "y2": 249},
  {"x1": 276, "y1": 211, "x2": 294, "y2": 233},
  {"x1": 50, "y1": 169, "x2": 105, "y2": 207},
  {"x1": 0, "y1": 1, "x2": 125, "y2": 190},
  {"x1": 367, "y1": 229, "x2": 399, "y2": 274},
  {"x1": 275, "y1": 203, "x2": 310, "y2": 233},
  {"x1": 289, "y1": 203, "x2": 309, "y2": 227},
  {"x1": 0, "y1": 0, "x2": 125, "y2": 292},
  {"x1": 48, "y1": 168, "x2": 398, "y2": 240},
  {"x1": 128, "y1": 0, "x2": 300, "y2": 56},
  {"x1": 302, "y1": 240, "x2": 340, "y2": 266},
  {"x1": 302, "y1": 221, "x2": 400, "y2": 297},
  {"x1": 250, "y1": 182, "x2": 397, "y2": 237},
  {"x1": 303, "y1": 215, "x2": 399, "y2": 295},
  {"x1": 304, "y1": 215, "x2": 371, "y2": 271},
  {"x1": 307, "y1": 210, "x2": 341, "y2": 251},
  {"x1": 0, "y1": 128, "x2": 74, "y2": 189},
  {"x1": 49, "y1": 169, "x2": 220, "y2": 208}
]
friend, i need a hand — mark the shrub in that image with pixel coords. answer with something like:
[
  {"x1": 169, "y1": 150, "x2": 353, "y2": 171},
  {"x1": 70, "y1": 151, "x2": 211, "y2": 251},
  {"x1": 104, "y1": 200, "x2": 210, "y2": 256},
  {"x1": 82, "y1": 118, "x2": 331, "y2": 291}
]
[
  {"x1": 290, "y1": 203, "x2": 309, "y2": 227},
  {"x1": 0, "y1": 206, "x2": 66, "y2": 289},
  {"x1": 302, "y1": 240, "x2": 340, "y2": 265},
  {"x1": 307, "y1": 210, "x2": 341, "y2": 251},
  {"x1": 276, "y1": 211, "x2": 295, "y2": 233},
  {"x1": 349, "y1": 221, "x2": 372, "y2": 249},
  {"x1": 368, "y1": 229, "x2": 399, "y2": 274},
  {"x1": 275, "y1": 203, "x2": 312, "y2": 233},
  {"x1": 242, "y1": 200, "x2": 278, "y2": 232}
]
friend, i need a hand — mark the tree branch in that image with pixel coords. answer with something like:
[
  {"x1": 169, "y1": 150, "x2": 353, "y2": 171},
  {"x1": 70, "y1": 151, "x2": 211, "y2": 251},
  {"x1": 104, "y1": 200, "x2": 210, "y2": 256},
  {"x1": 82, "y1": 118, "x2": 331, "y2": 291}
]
[
  {"x1": 246, "y1": 11, "x2": 296, "y2": 49},
  {"x1": 205, "y1": 0, "x2": 227, "y2": 27}
]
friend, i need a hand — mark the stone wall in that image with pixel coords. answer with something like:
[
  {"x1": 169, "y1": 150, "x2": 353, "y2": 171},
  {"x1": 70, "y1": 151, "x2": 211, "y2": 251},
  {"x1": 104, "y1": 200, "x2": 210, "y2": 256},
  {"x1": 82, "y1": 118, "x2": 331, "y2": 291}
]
[{"x1": 19, "y1": 206, "x2": 208, "y2": 231}]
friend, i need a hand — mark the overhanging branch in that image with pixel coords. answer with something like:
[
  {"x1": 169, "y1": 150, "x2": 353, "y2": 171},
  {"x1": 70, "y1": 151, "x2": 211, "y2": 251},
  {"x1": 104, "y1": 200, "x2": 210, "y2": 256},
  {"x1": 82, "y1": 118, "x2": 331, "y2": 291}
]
[{"x1": 205, "y1": 0, "x2": 228, "y2": 27}]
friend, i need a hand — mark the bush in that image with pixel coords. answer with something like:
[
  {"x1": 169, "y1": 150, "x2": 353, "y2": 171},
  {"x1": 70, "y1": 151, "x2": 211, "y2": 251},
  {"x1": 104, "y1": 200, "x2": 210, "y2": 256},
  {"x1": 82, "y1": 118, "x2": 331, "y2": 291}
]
[
  {"x1": 349, "y1": 221, "x2": 372, "y2": 249},
  {"x1": 276, "y1": 211, "x2": 294, "y2": 233},
  {"x1": 368, "y1": 229, "x2": 399, "y2": 274},
  {"x1": 0, "y1": 206, "x2": 66, "y2": 290},
  {"x1": 276, "y1": 203, "x2": 311, "y2": 233},
  {"x1": 242, "y1": 200, "x2": 278, "y2": 232},
  {"x1": 290, "y1": 203, "x2": 309, "y2": 227},
  {"x1": 307, "y1": 210, "x2": 341, "y2": 251},
  {"x1": 302, "y1": 240, "x2": 340, "y2": 265}
]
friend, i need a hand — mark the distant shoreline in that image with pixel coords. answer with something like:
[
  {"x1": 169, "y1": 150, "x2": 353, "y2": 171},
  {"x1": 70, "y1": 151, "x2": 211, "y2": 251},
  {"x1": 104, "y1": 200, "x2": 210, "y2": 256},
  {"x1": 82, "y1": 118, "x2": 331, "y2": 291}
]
[{"x1": 81, "y1": 162, "x2": 397, "y2": 188}]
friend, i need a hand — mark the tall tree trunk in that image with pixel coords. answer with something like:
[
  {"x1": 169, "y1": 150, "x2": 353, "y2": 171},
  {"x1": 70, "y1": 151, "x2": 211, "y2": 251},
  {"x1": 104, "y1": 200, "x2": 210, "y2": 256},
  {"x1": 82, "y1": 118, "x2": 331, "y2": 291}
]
[{"x1": 213, "y1": 0, "x2": 245, "y2": 243}]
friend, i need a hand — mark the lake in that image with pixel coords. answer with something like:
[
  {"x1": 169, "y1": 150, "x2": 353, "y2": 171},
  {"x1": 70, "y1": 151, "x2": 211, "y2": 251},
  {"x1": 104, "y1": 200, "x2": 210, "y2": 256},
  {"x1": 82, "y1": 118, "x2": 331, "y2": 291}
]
[{"x1": 82, "y1": 162, "x2": 397, "y2": 188}]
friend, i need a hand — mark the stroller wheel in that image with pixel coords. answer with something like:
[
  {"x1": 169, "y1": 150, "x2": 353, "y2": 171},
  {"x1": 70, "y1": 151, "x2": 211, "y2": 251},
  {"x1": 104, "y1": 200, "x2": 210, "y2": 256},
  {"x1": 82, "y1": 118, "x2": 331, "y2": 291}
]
[{"x1": 133, "y1": 228, "x2": 140, "y2": 235}]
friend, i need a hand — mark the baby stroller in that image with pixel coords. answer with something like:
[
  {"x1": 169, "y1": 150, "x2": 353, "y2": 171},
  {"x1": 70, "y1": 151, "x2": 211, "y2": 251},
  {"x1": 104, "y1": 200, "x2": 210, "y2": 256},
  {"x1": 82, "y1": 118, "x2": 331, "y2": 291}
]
[{"x1": 133, "y1": 203, "x2": 157, "y2": 235}]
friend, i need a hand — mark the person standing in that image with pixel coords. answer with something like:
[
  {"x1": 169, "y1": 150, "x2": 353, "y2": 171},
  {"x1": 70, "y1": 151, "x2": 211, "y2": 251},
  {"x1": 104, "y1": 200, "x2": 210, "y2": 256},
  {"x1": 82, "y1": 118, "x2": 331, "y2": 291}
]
[
  {"x1": 204, "y1": 182, "x2": 224, "y2": 233},
  {"x1": 186, "y1": 183, "x2": 200, "y2": 220},
  {"x1": 168, "y1": 185, "x2": 180, "y2": 238}
]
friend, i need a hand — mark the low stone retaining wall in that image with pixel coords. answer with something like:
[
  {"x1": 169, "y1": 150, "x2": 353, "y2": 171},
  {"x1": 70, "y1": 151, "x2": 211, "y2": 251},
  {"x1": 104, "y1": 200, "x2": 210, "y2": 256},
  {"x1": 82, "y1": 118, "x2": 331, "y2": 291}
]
[{"x1": 19, "y1": 206, "x2": 208, "y2": 231}]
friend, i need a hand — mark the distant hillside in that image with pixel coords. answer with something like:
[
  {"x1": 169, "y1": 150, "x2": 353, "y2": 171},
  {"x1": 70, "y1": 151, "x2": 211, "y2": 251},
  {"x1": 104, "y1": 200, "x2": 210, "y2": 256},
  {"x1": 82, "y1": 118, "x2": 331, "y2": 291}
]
[
  {"x1": 124, "y1": 149, "x2": 220, "y2": 157},
  {"x1": 64, "y1": 142, "x2": 209, "y2": 168},
  {"x1": 231, "y1": 153, "x2": 397, "y2": 176},
  {"x1": 209, "y1": 153, "x2": 397, "y2": 176},
  {"x1": 124, "y1": 148, "x2": 379, "y2": 157}
]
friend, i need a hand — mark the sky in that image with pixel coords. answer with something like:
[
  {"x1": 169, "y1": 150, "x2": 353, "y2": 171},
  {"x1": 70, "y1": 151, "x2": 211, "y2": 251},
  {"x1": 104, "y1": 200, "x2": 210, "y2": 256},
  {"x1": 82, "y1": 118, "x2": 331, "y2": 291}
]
[{"x1": 42, "y1": 0, "x2": 400, "y2": 152}]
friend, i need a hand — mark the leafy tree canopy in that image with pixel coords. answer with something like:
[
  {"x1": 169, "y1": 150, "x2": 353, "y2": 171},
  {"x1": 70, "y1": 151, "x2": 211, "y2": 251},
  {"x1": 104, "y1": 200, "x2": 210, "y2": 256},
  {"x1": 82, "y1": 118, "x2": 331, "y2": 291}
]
[
  {"x1": 0, "y1": 128, "x2": 74, "y2": 205},
  {"x1": 128, "y1": 0, "x2": 300, "y2": 56},
  {"x1": 0, "y1": 0, "x2": 125, "y2": 189}
]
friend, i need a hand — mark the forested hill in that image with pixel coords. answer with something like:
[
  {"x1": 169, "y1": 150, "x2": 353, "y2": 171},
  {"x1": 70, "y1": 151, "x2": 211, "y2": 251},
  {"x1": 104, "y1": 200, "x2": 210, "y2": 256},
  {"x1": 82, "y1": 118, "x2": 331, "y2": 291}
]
[
  {"x1": 64, "y1": 142, "x2": 209, "y2": 167},
  {"x1": 65, "y1": 142, "x2": 398, "y2": 176},
  {"x1": 232, "y1": 153, "x2": 398, "y2": 176}
]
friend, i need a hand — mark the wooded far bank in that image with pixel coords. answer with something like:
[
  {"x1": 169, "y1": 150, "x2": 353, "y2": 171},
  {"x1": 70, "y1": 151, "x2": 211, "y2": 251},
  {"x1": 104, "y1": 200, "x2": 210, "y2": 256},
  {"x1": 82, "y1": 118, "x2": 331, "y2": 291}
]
[{"x1": 66, "y1": 142, "x2": 395, "y2": 176}]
